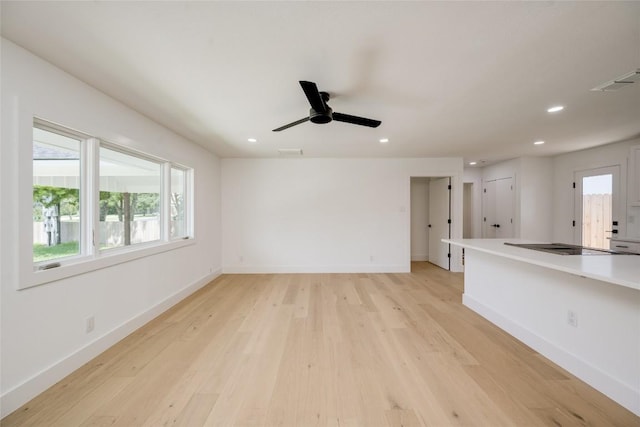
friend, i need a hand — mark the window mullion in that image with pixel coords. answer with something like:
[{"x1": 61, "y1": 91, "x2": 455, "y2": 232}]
[
  {"x1": 187, "y1": 168, "x2": 193, "y2": 239},
  {"x1": 85, "y1": 138, "x2": 100, "y2": 257},
  {"x1": 162, "y1": 163, "x2": 171, "y2": 241}
]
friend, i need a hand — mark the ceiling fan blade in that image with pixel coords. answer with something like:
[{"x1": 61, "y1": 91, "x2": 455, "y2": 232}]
[
  {"x1": 272, "y1": 117, "x2": 310, "y2": 132},
  {"x1": 299, "y1": 80, "x2": 327, "y2": 113},
  {"x1": 333, "y1": 112, "x2": 381, "y2": 128}
]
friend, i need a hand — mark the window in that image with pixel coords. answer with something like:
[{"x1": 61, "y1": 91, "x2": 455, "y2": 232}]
[
  {"x1": 99, "y1": 146, "x2": 162, "y2": 249},
  {"x1": 30, "y1": 119, "x2": 193, "y2": 281},
  {"x1": 32, "y1": 126, "x2": 82, "y2": 263}
]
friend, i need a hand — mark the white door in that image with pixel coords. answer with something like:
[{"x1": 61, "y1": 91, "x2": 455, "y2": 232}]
[
  {"x1": 428, "y1": 177, "x2": 451, "y2": 270},
  {"x1": 483, "y1": 177, "x2": 514, "y2": 238},
  {"x1": 483, "y1": 180, "x2": 497, "y2": 237},
  {"x1": 574, "y1": 166, "x2": 621, "y2": 250},
  {"x1": 495, "y1": 177, "x2": 514, "y2": 238}
]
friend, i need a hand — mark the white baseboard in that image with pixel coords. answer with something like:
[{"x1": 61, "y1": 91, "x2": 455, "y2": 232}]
[
  {"x1": 222, "y1": 264, "x2": 408, "y2": 274},
  {"x1": 463, "y1": 294, "x2": 640, "y2": 416},
  {"x1": 0, "y1": 269, "x2": 222, "y2": 418},
  {"x1": 411, "y1": 254, "x2": 428, "y2": 261}
]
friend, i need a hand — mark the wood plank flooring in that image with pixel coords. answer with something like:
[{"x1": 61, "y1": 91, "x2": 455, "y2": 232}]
[{"x1": 3, "y1": 263, "x2": 638, "y2": 426}]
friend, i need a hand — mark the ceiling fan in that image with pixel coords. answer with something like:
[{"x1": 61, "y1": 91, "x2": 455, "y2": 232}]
[{"x1": 273, "y1": 80, "x2": 381, "y2": 132}]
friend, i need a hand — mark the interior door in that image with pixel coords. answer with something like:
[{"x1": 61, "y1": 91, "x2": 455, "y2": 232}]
[
  {"x1": 483, "y1": 180, "x2": 497, "y2": 237},
  {"x1": 574, "y1": 166, "x2": 621, "y2": 250},
  {"x1": 483, "y1": 177, "x2": 514, "y2": 238},
  {"x1": 428, "y1": 177, "x2": 451, "y2": 270},
  {"x1": 495, "y1": 177, "x2": 514, "y2": 238}
]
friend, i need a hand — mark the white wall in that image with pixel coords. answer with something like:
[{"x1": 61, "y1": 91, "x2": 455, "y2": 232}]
[
  {"x1": 552, "y1": 139, "x2": 638, "y2": 244},
  {"x1": 222, "y1": 158, "x2": 464, "y2": 273},
  {"x1": 0, "y1": 39, "x2": 222, "y2": 416},
  {"x1": 410, "y1": 177, "x2": 429, "y2": 261},
  {"x1": 520, "y1": 157, "x2": 553, "y2": 241}
]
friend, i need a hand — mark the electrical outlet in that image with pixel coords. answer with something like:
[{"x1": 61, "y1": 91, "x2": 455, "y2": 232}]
[
  {"x1": 86, "y1": 316, "x2": 95, "y2": 333},
  {"x1": 239, "y1": 255, "x2": 244, "y2": 263},
  {"x1": 567, "y1": 310, "x2": 578, "y2": 327},
  {"x1": 370, "y1": 255, "x2": 374, "y2": 262}
]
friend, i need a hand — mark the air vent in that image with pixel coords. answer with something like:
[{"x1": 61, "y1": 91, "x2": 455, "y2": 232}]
[
  {"x1": 277, "y1": 148, "x2": 303, "y2": 156},
  {"x1": 591, "y1": 69, "x2": 640, "y2": 91}
]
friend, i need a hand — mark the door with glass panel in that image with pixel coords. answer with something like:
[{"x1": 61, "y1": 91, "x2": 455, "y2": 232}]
[{"x1": 574, "y1": 166, "x2": 621, "y2": 250}]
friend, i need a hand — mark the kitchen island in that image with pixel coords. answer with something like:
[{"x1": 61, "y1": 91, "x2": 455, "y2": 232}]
[{"x1": 444, "y1": 238, "x2": 640, "y2": 416}]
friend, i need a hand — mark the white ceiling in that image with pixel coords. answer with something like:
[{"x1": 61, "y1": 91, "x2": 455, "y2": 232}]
[{"x1": 2, "y1": 1, "x2": 639, "y2": 164}]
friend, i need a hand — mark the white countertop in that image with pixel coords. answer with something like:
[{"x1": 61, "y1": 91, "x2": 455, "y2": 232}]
[
  {"x1": 611, "y1": 236, "x2": 640, "y2": 243},
  {"x1": 444, "y1": 239, "x2": 640, "y2": 291}
]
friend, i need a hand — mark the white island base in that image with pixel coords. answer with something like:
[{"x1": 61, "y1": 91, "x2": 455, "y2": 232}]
[{"x1": 445, "y1": 239, "x2": 640, "y2": 416}]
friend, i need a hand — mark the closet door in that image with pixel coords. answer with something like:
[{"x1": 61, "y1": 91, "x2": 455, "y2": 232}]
[
  {"x1": 483, "y1": 177, "x2": 514, "y2": 238},
  {"x1": 483, "y1": 180, "x2": 497, "y2": 237},
  {"x1": 495, "y1": 177, "x2": 514, "y2": 238}
]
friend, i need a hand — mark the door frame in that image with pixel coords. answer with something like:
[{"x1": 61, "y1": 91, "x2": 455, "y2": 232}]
[
  {"x1": 408, "y1": 174, "x2": 463, "y2": 273},
  {"x1": 410, "y1": 174, "x2": 464, "y2": 273}
]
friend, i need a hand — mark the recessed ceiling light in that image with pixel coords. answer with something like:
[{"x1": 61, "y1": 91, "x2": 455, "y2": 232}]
[
  {"x1": 547, "y1": 106, "x2": 564, "y2": 113},
  {"x1": 247, "y1": 138, "x2": 257, "y2": 143},
  {"x1": 277, "y1": 148, "x2": 303, "y2": 155},
  {"x1": 469, "y1": 161, "x2": 477, "y2": 166},
  {"x1": 379, "y1": 138, "x2": 389, "y2": 143},
  {"x1": 534, "y1": 140, "x2": 545, "y2": 145}
]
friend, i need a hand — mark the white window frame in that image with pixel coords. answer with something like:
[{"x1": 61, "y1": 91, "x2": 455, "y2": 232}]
[
  {"x1": 24, "y1": 118, "x2": 195, "y2": 289},
  {"x1": 32, "y1": 120, "x2": 92, "y2": 267},
  {"x1": 168, "y1": 164, "x2": 192, "y2": 241}
]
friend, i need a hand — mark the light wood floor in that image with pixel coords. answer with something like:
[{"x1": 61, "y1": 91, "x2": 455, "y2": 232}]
[{"x1": 3, "y1": 263, "x2": 638, "y2": 426}]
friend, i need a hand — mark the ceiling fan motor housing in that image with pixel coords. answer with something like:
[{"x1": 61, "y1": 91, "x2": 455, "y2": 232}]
[{"x1": 310, "y1": 106, "x2": 333, "y2": 124}]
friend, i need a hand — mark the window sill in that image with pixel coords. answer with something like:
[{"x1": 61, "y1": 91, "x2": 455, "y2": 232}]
[{"x1": 21, "y1": 238, "x2": 196, "y2": 290}]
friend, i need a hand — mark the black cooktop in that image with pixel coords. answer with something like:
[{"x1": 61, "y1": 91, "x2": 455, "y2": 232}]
[{"x1": 504, "y1": 242, "x2": 635, "y2": 255}]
